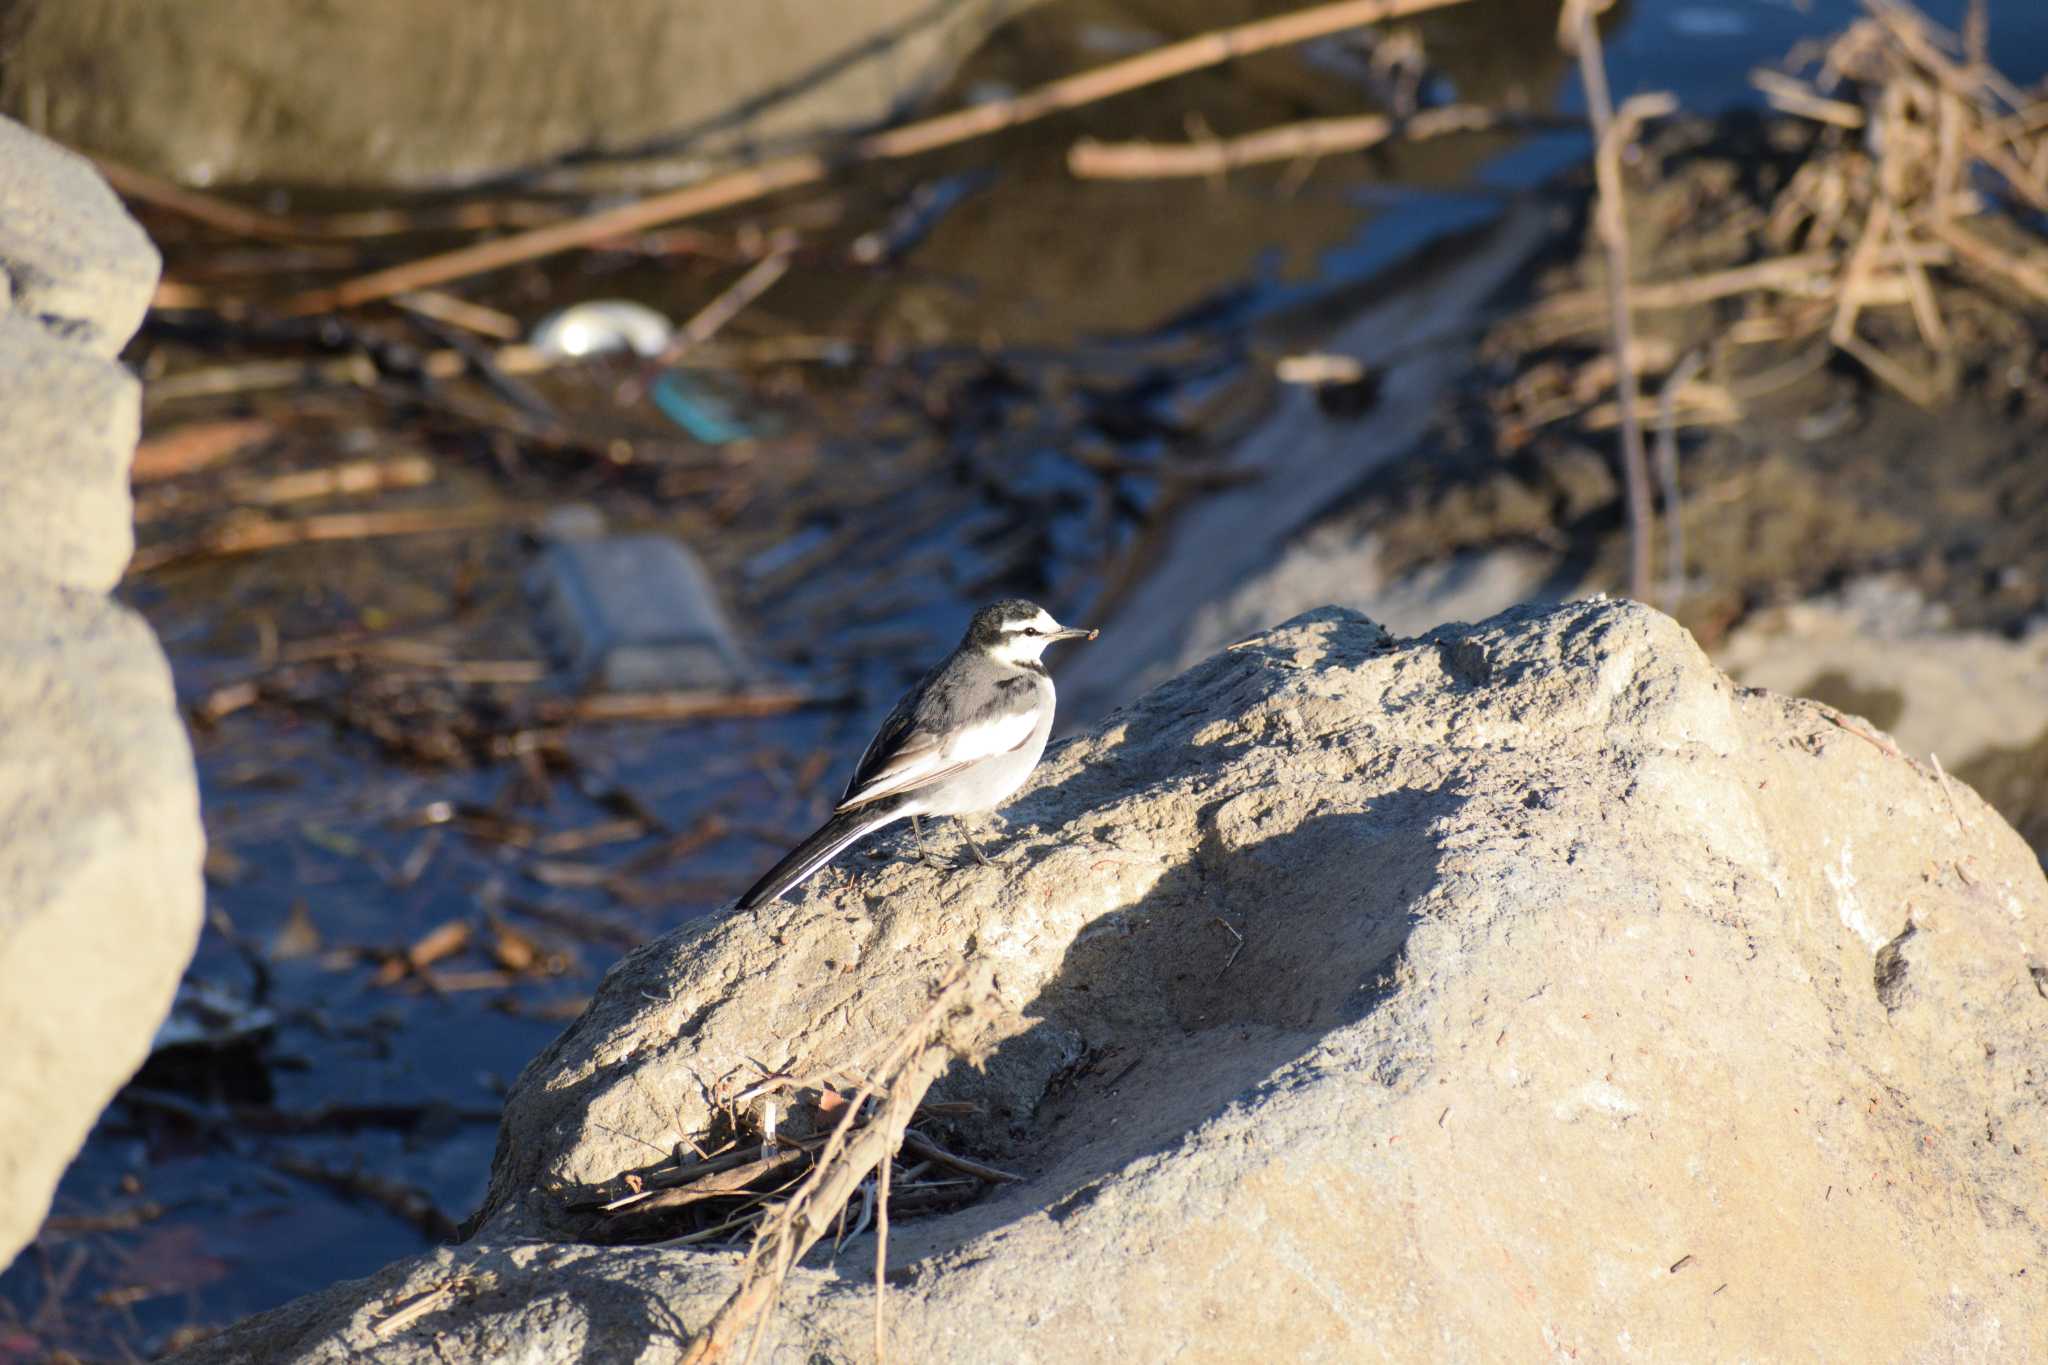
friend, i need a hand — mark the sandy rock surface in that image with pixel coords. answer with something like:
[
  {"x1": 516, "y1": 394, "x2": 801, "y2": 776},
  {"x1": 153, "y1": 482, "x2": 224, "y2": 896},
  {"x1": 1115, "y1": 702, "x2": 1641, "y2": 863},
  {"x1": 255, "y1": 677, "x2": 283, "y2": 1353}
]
[
  {"x1": 172, "y1": 598, "x2": 2045, "y2": 1362},
  {"x1": 0, "y1": 117, "x2": 202, "y2": 1272}
]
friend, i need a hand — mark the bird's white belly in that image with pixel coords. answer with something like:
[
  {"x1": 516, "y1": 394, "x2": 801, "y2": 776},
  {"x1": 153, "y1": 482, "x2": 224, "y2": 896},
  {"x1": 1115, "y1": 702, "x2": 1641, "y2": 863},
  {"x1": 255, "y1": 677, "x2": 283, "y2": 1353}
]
[{"x1": 917, "y1": 676, "x2": 1055, "y2": 816}]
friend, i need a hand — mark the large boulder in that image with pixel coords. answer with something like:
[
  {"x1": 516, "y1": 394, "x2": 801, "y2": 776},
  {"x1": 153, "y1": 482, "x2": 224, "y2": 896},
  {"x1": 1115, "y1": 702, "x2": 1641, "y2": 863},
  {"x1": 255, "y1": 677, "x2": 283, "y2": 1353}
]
[
  {"x1": 0, "y1": 117, "x2": 203, "y2": 1272},
  {"x1": 0, "y1": 0, "x2": 1022, "y2": 189},
  {"x1": 172, "y1": 599, "x2": 2045, "y2": 1362},
  {"x1": 0, "y1": 318, "x2": 141, "y2": 592},
  {"x1": 180, "y1": 601, "x2": 2048, "y2": 1358},
  {"x1": 0, "y1": 118, "x2": 154, "y2": 593}
]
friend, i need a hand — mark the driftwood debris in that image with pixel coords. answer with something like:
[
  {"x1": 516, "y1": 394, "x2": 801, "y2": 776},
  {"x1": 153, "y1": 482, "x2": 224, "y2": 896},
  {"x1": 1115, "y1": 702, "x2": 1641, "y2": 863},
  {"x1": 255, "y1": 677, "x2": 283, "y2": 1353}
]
[
  {"x1": 279, "y1": 0, "x2": 1475, "y2": 314},
  {"x1": 1499, "y1": 0, "x2": 2048, "y2": 421},
  {"x1": 1473, "y1": 0, "x2": 2048, "y2": 608},
  {"x1": 1067, "y1": 105, "x2": 1574, "y2": 180}
]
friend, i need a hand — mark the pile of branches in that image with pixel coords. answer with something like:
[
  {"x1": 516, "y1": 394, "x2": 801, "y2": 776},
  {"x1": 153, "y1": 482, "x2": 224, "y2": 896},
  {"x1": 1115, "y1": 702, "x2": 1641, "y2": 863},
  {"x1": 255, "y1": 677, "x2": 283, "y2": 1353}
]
[
  {"x1": 1498, "y1": 0, "x2": 2048, "y2": 435},
  {"x1": 569, "y1": 1089, "x2": 1017, "y2": 1251},
  {"x1": 1758, "y1": 0, "x2": 2048, "y2": 404},
  {"x1": 366, "y1": 969, "x2": 1012, "y2": 1359},
  {"x1": 549, "y1": 967, "x2": 1011, "y2": 1364}
]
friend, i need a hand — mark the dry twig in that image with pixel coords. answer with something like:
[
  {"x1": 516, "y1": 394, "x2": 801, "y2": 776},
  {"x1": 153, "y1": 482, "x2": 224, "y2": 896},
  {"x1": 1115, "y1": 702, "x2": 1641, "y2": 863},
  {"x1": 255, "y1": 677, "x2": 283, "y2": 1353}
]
[
  {"x1": 1563, "y1": 0, "x2": 1675, "y2": 601},
  {"x1": 1067, "y1": 105, "x2": 1562, "y2": 180},
  {"x1": 1931, "y1": 752, "x2": 1967, "y2": 833},
  {"x1": 899, "y1": 1130, "x2": 1022, "y2": 1184},
  {"x1": 618, "y1": 245, "x2": 796, "y2": 403},
  {"x1": 282, "y1": 0, "x2": 1473, "y2": 313},
  {"x1": 1654, "y1": 348, "x2": 1707, "y2": 607},
  {"x1": 677, "y1": 964, "x2": 1003, "y2": 1365},
  {"x1": 129, "y1": 503, "x2": 538, "y2": 575},
  {"x1": 88, "y1": 154, "x2": 306, "y2": 242},
  {"x1": 131, "y1": 418, "x2": 279, "y2": 482}
]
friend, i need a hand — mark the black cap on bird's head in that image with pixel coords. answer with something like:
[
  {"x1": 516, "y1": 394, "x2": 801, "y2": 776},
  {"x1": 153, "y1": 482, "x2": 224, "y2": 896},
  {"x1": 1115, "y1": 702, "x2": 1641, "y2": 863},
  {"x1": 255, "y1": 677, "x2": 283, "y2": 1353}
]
[{"x1": 964, "y1": 599, "x2": 1098, "y2": 653}]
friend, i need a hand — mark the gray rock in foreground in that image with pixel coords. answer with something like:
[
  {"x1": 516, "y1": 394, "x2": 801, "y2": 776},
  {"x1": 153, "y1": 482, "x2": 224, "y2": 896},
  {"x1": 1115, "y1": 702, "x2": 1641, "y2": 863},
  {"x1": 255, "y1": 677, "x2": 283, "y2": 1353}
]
[
  {"x1": 0, "y1": 116, "x2": 201, "y2": 1272},
  {"x1": 0, "y1": 317, "x2": 140, "y2": 592},
  {"x1": 0, "y1": 573, "x2": 205, "y2": 1258},
  {"x1": 0, "y1": 116, "x2": 158, "y2": 355},
  {"x1": 173, "y1": 600, "x2": 2046, "y2": 1361}
]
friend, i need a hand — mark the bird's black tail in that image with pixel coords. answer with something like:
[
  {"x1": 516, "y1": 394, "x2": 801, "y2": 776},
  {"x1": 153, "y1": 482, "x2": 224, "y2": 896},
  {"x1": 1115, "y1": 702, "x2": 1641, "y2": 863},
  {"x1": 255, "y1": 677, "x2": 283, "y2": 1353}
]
[{"x1": 735, "y1": 802, "x2": 905, "y2": 910}]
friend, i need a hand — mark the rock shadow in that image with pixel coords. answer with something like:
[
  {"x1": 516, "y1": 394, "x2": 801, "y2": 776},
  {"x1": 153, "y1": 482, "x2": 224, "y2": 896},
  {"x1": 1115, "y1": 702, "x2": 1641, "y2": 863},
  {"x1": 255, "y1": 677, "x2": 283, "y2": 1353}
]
[
  {"x1": 359, "y1": 1246, "x2": 701, "y2": 1363},
  {"x1": 871, "y1": 782, "x2": 1459, "y2": 1269}
]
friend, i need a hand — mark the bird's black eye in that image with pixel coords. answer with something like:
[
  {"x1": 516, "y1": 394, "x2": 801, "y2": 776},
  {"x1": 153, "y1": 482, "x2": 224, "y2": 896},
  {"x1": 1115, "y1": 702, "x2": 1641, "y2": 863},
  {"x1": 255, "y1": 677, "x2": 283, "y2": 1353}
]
[{"x1": 1022, "y1": 627, "x2": 1041, "y2": 636}]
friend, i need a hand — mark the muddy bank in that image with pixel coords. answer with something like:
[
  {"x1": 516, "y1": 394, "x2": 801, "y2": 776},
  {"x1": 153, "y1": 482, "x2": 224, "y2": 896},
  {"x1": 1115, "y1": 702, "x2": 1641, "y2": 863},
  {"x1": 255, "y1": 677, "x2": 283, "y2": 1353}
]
[
  {"x1": 0, "y1": 0, "x2": 1017, "y2": 189},
  {"x1": 1269, "y1": 104, "x2": 2048, "y2": 855}
]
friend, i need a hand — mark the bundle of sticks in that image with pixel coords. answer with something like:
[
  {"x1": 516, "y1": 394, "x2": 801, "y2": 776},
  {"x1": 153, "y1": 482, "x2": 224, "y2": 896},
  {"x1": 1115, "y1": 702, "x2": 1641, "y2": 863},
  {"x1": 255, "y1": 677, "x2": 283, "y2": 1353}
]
[
  {"x1": 1505, "y1": 0, "x2": 2048, "y2": 427},
  {"x1": 1756, "y1": 0, "x2": 2048, "y2": 405},
  {"x1": 573, "y1": 1093, "x2": 1017, "y2": 1250}
]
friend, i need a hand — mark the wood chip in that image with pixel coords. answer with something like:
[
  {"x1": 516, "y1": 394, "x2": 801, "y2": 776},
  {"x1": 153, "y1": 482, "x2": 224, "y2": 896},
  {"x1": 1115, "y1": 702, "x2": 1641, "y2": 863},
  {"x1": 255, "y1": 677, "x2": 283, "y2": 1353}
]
[{"x1": 132, "y1": 419, "x2": 278, "y2": 482}]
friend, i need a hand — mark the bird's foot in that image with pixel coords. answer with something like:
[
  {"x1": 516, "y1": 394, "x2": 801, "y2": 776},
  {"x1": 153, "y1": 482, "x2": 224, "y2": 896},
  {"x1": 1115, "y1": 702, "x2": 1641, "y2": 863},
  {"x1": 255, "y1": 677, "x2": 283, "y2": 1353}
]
[
  {"x1": 909, "y1": 815, "x2": 951, "y2": 871},
  {"x1": 965, "y1": 836, "x2": 996, "y2": 869}
]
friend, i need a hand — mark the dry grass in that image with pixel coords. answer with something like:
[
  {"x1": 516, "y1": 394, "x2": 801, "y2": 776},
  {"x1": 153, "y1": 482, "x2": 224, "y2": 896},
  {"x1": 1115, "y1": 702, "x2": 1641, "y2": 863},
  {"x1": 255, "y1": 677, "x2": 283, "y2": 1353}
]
[
  {"x1": 1504, "y1": 0, "x2": 2048, "y2": 422},
  {"x1": 1482, "y1": 0, "x2": 2048, "y2": 603},
  {"x1": 548, "y1": 965, "x2": 1010, "y2": 1363}
]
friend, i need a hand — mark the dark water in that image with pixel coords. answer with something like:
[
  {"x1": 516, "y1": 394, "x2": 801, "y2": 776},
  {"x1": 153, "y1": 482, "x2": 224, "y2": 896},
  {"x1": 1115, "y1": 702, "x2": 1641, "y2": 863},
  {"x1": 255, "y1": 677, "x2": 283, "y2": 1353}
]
[{"x1": 6, "y1": 1, "x2": 2048, "y2": 1358}]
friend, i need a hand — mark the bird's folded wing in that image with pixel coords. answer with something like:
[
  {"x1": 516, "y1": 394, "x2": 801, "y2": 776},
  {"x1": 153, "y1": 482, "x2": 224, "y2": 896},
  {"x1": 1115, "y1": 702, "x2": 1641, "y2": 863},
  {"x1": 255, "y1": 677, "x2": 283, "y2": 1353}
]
[{"x1": 837, "y1": 706, "x2": 1037, "y2": 809}]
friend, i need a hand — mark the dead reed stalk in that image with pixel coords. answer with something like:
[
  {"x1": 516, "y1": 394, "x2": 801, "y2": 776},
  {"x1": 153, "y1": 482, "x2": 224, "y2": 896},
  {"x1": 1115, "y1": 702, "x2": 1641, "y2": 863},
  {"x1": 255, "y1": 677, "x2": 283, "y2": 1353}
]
[
  {"x1": 1067, "y1": 105, "x2": 1569, "y2": 179},
  {"x1": 1562, "y1": 0, "x2": 1673, "y2": 603},
  {"x1": 678, "y1": 963, "x2": 1004, "y2": 1365}
]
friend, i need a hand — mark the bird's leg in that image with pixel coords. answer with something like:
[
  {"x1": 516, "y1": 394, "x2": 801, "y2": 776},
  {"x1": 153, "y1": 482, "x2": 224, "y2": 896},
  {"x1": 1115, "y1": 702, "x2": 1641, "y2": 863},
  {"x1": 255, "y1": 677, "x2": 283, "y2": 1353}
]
[
  {"x1": 963, "y1": 827, "x2": 996, "y2": 868},
  {"x1": 910, "y1": 814, "x2": 948, "y2": 870},
  {"x1": 953, "y1": 811, "x2": 1004, "y2": 868}
]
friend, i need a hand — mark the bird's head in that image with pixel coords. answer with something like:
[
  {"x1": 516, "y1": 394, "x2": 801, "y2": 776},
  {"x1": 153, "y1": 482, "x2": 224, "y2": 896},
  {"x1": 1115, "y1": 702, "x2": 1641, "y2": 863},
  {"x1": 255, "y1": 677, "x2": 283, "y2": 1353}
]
[{"x1": 966, "y1": 599, "x2": 1097, "y2": 665}]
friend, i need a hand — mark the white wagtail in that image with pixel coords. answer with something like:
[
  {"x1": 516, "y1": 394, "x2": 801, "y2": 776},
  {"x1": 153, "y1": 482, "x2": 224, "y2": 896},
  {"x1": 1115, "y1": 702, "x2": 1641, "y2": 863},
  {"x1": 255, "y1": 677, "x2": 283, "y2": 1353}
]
[{"x1": 736, "y1": 600, "x2": 1097, "y2": 909}]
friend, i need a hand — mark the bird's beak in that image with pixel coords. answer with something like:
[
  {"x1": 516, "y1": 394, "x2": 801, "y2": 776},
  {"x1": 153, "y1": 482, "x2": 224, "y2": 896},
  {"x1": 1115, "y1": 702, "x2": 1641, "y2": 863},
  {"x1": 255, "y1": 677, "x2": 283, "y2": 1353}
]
[{"x1": 1051, "y1": 626, "x2": 1098, "y2": 642}]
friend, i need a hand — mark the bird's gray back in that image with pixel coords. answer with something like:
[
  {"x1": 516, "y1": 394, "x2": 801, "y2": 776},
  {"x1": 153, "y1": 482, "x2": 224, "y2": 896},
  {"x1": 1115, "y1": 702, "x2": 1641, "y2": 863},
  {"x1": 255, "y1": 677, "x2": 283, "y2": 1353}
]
[{"x1": 841, "y1": 651, "x2": 1052, "y2": 813}]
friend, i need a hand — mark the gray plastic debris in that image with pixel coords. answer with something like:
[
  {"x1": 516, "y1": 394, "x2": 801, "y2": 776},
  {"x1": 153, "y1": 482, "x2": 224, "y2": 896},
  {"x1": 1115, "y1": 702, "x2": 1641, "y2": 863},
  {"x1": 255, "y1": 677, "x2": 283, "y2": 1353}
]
[
  {"x1": 529, "y1": 300, "x2": 674, "y2": 359},
  {"x1": 525, "y1": 511, "x2": 750, "y2": 692}
]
